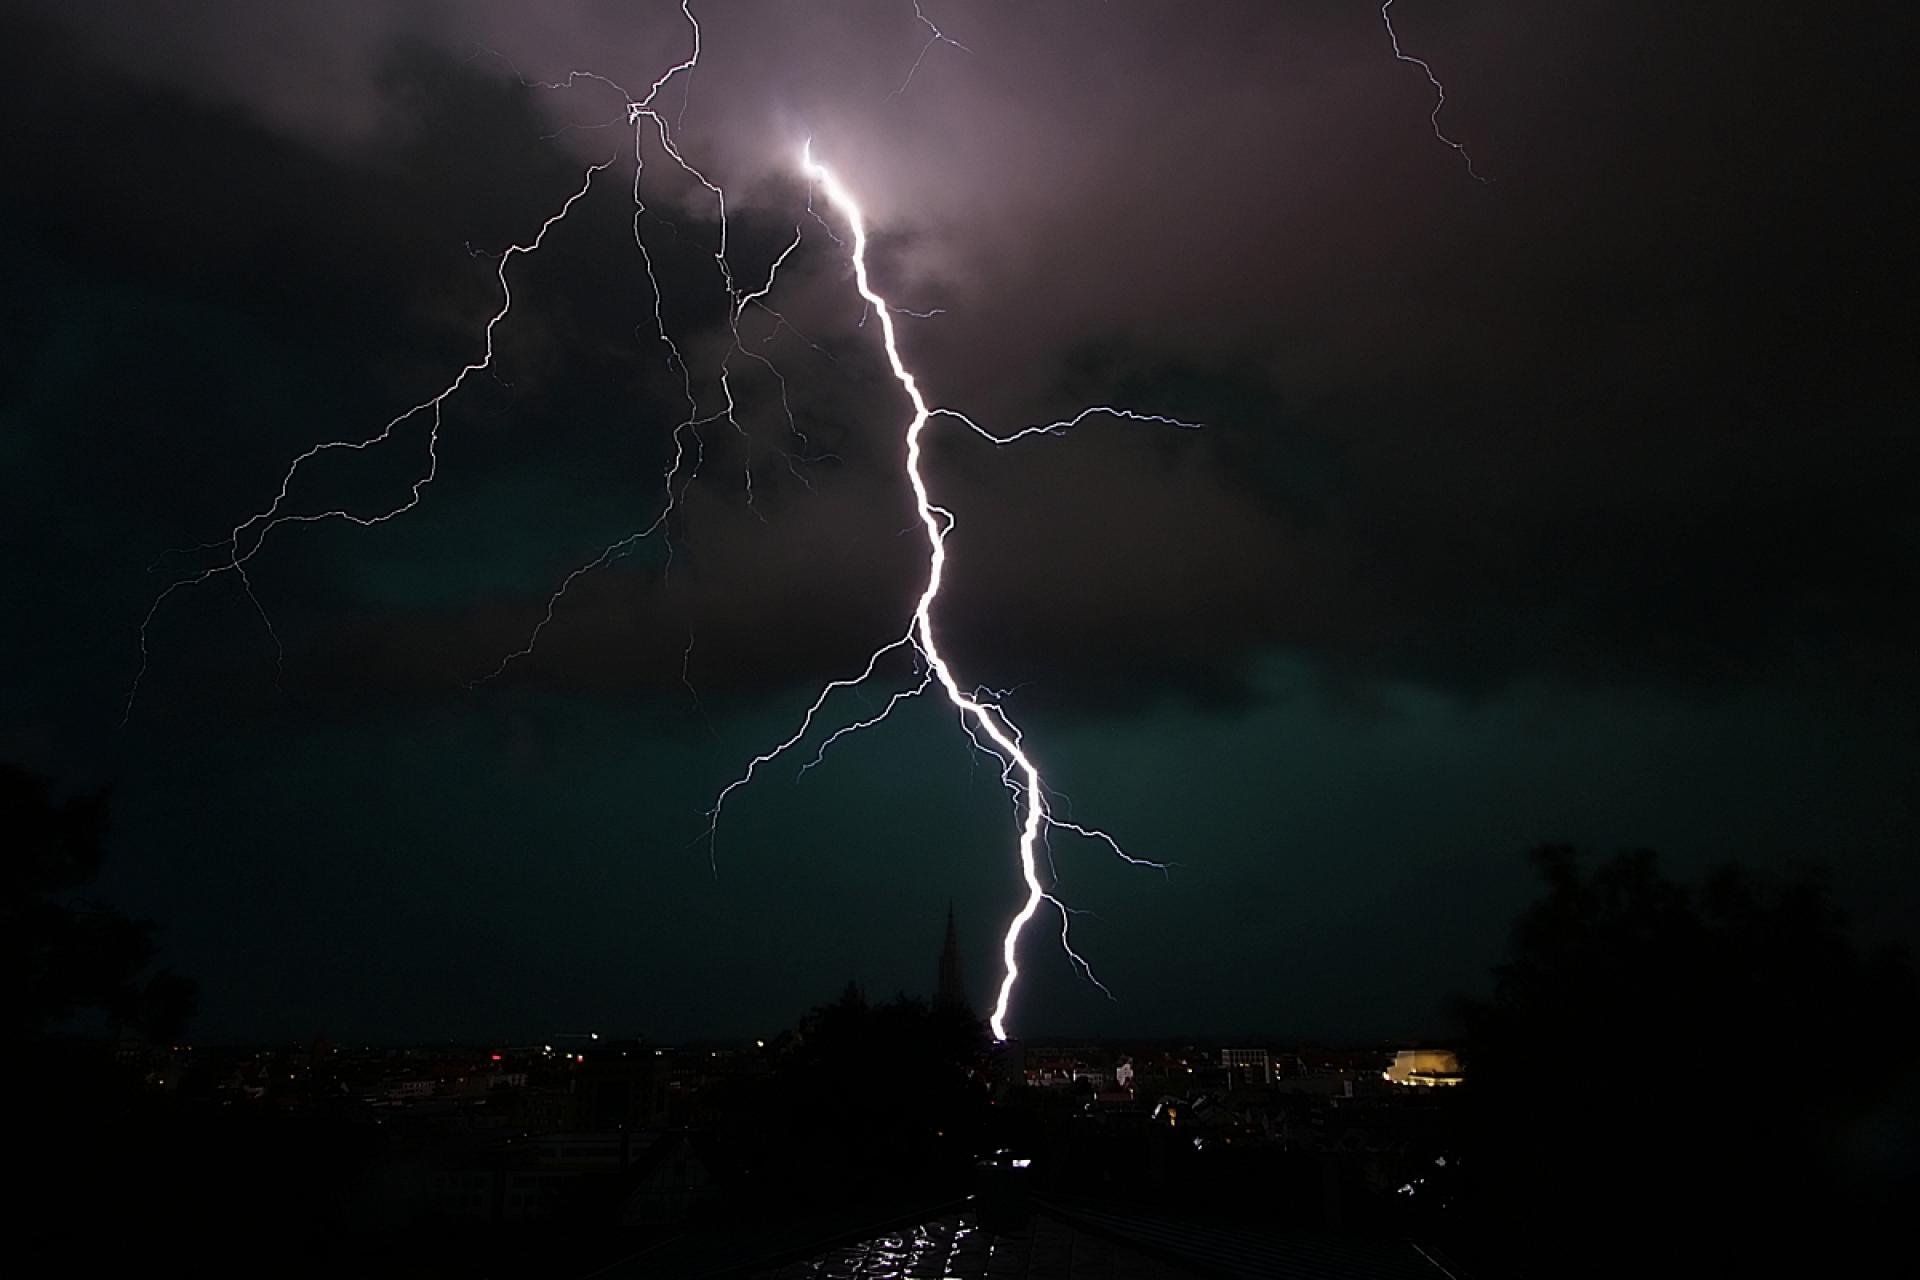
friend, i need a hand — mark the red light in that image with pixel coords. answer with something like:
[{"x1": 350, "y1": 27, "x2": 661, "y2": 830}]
[{"x1": 490, "y1": 1054, "x2": 502, "y2": 1062}]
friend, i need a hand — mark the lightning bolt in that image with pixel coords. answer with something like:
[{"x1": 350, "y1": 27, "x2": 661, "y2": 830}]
[
  {"x1": 128, "y1": 2, "x2": 1193, "y2": 1042},
  {"x1": 474, "y1": 0, "x2": 827, "y2": 686},
  {"x1": 703, "y1": 144, "x2": 1190, "y2": 1042},
  {"x1": 1381, "y1": 0, "x2": 1490, "y2": 182},
  {"x1": 125, "y1": 1, "x2": 794, "y2": 707},
  {"x1": 889, "y1": 1, "x2": 973, "y2": 100},
  {"x1": 127, "y1": 158, "x2": 614, "y2": 722}
]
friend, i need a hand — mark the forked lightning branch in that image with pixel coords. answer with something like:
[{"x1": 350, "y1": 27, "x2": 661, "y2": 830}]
[
  {"x1": 129, "y1": 3, "x2": 1193, "y2": 1041},
  {"x1": 709, "y1": 144, "x2": 1186, "y2": 1041}
]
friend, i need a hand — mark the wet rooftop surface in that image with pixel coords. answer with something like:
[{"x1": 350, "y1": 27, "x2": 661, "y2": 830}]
[
  {"x1": 751, "y1": 1209, "x2": 1205, "y2": 1279},
  {"x1": 750, "y1": 1204, "x2": 1461, "y2": 1279}
]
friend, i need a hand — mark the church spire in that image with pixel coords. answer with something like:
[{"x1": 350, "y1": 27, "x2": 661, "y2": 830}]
[{"x1": 936, "y1": 901, "x2": 969, "y2": 1011}]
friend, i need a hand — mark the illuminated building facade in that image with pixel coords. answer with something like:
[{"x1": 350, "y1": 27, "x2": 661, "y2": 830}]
[
  {"x1": 1383, "y1": 1049, "x2": 1463, "y2": 1087},
  {"x1": 1221, "y1": 1048, "x2": 1274, "y2": 1086}
]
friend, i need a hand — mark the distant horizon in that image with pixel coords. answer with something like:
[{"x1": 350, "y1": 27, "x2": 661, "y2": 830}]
[
  {"x1": 118, "y1": 1026, "x2": 1467, "y2": 1052},
  {"x1": 107, "y1": 977, "x2": 1475, "y2": 1051}
]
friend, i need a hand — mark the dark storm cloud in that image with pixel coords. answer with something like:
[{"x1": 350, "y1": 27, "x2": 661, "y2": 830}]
[
  {"x1": 3, "y1": 3, "x2": 1913, "y2": 1041},
  {"x1": 7, "y1": 0, "x2": 1908, "y2": 718}
]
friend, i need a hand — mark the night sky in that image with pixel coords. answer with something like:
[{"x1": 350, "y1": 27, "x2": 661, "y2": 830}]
[{"x1": 3, "y1": 1, "x2": 1911, "y2": 1045}]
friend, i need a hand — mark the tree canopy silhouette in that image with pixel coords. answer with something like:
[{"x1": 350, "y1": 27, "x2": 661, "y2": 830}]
[
  {"x1": 1459, "y1": 845, "x2": 1916, "y2": 1274},
  {"x1": 708, "y1": 982, "x2": 990, "y2": 1211},
  {"x1": 5, "y1": 762, "x2": 196, "y2": 1050}
]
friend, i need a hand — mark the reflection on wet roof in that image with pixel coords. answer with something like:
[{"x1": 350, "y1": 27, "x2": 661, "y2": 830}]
[
  {"x1": 751, "y1": 1204, "x2": 1461, "y2": 1279},
  {"x1": 752, "y1": 1209, "x2": 1204, "y2": 1279}
]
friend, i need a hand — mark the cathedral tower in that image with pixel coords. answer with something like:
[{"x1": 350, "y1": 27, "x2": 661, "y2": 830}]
[{"x1": 935, "y1": 901, "x2": 969, "y2": 1011}]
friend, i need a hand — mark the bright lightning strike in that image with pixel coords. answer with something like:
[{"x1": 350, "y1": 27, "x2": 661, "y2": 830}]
[
  {"x1": 1381, "y1": 0, "x2": 1490, "y2": 182},
  {"x1": 703, "y1": 143, "x2": 1187, "y2": 1042},
  {"x1": 130, "y1": 2, "x2": 1190, "y2": 1044}
]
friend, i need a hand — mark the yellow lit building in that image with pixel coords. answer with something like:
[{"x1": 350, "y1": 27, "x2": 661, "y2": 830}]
[{"x1": 1383, "y1": 1049, "x2": 1463, "y2": 1087}]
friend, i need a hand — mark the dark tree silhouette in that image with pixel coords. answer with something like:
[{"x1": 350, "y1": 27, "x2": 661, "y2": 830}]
[
  {"x1": 706, "y1": 981, "x2": 990, "y2": 1214},
  {"x1": 4, "y1": 762, "x2": 196, "y2": 1049},
  {"x1": 1458, "y1": 846, "x2": 1917, "y2": 1275}
]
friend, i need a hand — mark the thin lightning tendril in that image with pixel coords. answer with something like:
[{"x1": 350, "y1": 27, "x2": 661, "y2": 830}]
[
  {"x1": 889, "y1": 1, "x2": 973, "y2": 101},
  {"x1": 1381, "y1": 0, "x2": 1489, "y2": 183},
  {"x1": 127, "y1": 161, "x2": 613, "y2": 722},
  {"x1": 932, "y1": 405, "x2": 1201, "y2": 446},
  {"x1": 473, "y1": 1, "x2": 824, "y2": 686},
  {"x1": 799, "y1": 663, "x2": 936, "y2": 778}
]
